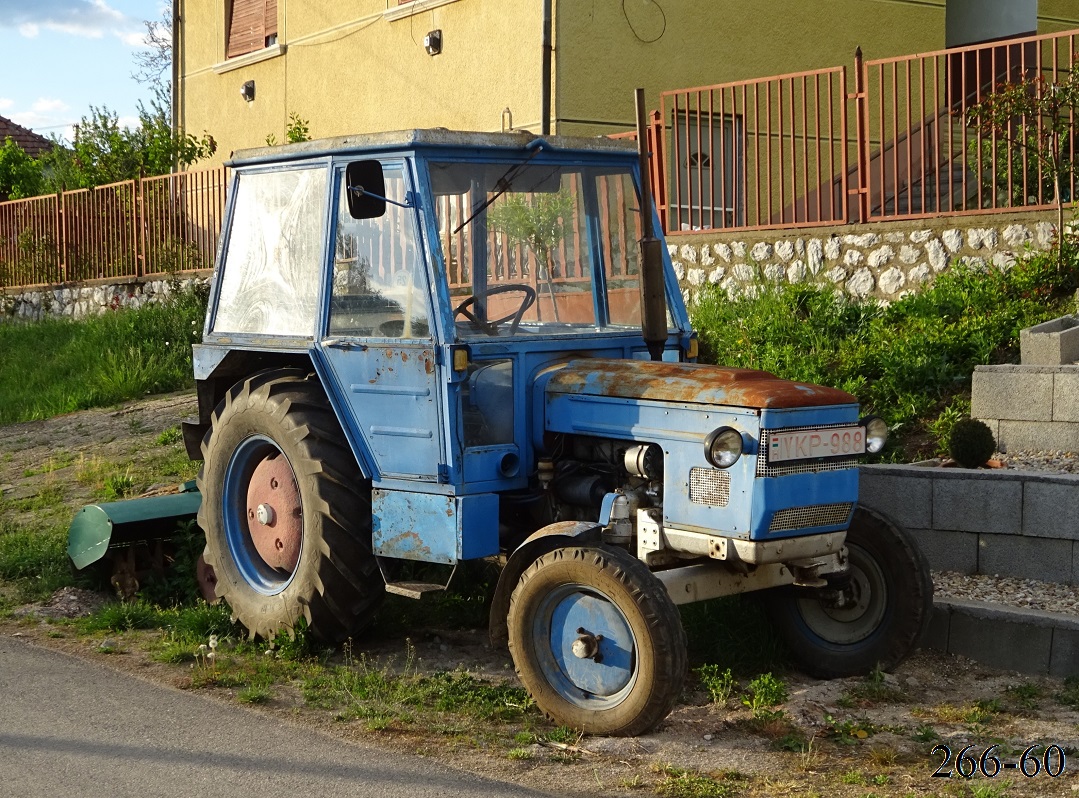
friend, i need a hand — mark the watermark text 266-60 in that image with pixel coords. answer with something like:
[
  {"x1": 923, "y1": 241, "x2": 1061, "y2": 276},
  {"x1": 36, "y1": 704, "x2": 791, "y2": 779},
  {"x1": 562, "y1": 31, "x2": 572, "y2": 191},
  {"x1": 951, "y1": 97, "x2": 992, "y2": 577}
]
[{"x1": 932, "y1": 744, "x2": 1066, "y2": 779}]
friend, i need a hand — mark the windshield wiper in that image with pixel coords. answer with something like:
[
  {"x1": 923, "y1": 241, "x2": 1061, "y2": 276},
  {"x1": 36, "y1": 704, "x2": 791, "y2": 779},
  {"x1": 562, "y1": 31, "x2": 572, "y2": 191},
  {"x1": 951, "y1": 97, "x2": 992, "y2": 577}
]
[{"x1": 452, "y1": 144, "x2": 545, "y2": 235}]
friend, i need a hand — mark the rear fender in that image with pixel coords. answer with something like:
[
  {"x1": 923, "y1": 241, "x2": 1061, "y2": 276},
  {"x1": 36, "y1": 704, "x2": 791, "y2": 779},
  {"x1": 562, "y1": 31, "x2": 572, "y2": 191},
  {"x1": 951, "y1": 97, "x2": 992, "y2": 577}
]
[{"x1": 488, "y1": 521, "x2": 603, "y2": 646}]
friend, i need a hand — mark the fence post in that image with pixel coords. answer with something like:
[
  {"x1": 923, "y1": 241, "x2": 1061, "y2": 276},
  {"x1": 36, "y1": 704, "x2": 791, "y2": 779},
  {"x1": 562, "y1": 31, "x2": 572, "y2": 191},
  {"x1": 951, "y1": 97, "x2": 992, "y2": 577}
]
[
  {"x1": 133, "y1": 179, "x2": 143, "y2": 280},
  {"x1": 849, "y1": 47, "x2": 870, "y2": 223}
]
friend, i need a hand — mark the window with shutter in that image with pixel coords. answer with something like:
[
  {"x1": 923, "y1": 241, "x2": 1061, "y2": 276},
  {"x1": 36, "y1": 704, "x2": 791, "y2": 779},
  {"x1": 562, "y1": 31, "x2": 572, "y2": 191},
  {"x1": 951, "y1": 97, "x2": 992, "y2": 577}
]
[{"x1": 227, "y1": 0, "x2": 278, "y2": 59}]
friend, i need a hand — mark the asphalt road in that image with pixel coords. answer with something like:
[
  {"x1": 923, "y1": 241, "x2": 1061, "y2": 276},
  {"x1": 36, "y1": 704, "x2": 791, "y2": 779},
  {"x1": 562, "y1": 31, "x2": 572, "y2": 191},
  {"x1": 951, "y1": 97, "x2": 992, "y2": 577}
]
[{"x1": 0, "y1": 635, "x2": 548, "y2": 798}]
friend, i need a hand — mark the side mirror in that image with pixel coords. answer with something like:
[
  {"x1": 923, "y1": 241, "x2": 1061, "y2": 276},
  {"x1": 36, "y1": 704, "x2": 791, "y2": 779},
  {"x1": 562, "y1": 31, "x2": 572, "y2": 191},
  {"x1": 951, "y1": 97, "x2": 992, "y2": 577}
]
[{"x1": 346, "y1": 160, "x2": 387, "y2": 219}]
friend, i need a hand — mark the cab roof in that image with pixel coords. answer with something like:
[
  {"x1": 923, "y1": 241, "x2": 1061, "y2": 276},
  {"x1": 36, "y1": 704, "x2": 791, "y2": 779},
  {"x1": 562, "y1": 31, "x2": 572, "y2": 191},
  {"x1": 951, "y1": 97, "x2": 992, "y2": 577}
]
[{"x1": 228, "y1": 128, "x2": 638, "y2": 167}]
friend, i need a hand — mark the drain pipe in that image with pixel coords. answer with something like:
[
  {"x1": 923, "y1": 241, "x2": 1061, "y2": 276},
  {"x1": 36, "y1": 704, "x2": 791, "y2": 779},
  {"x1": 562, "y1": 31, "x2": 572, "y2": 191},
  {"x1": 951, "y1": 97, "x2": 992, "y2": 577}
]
[
  {"x1": 171, "y1": 0, "x2": 180, "y2": 153},
  {"x1": 541, "y1": 0, "x2": 552, "y2": 135},
  {"x1": 635, "y1": 88, "x2": 667, "y2": 362}
]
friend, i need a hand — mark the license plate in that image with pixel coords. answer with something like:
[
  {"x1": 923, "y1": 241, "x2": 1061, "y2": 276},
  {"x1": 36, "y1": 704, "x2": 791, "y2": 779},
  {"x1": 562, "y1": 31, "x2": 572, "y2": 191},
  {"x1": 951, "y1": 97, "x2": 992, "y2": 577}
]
[{"x1": 768, "y1": 426, "x2": 865, "y2": 463}]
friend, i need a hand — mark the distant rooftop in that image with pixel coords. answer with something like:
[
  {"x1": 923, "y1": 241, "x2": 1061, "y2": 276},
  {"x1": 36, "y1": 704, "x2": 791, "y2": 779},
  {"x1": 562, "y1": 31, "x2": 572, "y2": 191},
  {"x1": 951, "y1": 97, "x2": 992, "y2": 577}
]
[{"x1": 0, "y1": 116, "x2": 53, "y2": 158}]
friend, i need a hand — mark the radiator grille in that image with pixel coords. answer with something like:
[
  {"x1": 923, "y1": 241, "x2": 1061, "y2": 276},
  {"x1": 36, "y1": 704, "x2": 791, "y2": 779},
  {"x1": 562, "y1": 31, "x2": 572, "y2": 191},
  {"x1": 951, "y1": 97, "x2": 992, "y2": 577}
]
[
  {"x1": 689, "y1": 467, "x2": 731, "y2": 507},
  {"x1": 768, "y1": 502, "x2": 854, "y2": 532},
  {"x1": 756, "y1": 423, "x2": 862, "y2": 477}
]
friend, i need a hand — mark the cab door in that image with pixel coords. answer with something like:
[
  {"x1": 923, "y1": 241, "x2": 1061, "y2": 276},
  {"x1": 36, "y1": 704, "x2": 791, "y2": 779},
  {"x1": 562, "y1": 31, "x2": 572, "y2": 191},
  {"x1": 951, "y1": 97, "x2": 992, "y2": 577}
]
[{"x1": 319, "y1": 161, "x2": 445, "y2": 482}]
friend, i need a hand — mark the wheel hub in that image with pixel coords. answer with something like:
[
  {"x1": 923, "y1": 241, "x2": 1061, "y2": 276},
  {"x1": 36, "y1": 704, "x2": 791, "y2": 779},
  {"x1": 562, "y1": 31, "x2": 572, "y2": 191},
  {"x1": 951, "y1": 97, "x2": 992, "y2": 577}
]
[
  {"x1": 245, "y1": 453, "x2": 301, "y2": 572},
  {"x1": 546, "y1": 591, "x2": 635, "y2": 699}
]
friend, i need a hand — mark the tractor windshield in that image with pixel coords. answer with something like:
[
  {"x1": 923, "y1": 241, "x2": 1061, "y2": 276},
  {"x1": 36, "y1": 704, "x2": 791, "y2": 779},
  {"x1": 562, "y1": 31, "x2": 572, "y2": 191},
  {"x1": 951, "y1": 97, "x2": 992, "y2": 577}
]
[{"x1": 427, "y1": 160, "x2": 646, "y2": 338}]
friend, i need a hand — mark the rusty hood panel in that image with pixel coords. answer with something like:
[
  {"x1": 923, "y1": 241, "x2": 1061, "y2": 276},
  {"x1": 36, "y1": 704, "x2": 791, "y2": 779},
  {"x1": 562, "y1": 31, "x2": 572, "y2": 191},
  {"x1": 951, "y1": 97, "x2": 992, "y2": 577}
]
[{"x1": 544, "y1": 360, "x2": 856, "y2": 409}]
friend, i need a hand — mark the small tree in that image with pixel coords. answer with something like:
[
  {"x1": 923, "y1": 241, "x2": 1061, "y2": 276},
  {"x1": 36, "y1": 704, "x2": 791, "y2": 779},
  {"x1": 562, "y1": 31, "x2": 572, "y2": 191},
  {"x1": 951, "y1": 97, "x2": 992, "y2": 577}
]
[
  {"x1": 0, "y1": 137, "x2": 45, "y2": 200},
  {"x1": 487, "y1": 191, "x2": 574, "y2": 321},
  {"x1": 966, "y1": 66, "x2": 1079, "y2": 259}
]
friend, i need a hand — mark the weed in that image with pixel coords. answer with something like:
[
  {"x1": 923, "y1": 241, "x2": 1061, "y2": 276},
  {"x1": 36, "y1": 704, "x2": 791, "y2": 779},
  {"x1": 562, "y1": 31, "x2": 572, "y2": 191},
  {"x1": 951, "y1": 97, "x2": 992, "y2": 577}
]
[
  {"x1": 838, "y1": 667, "x2": 908, "y2": 708},
  {"x1": 79, "y1": 600, "x2": 165, "y2": 632},
  {"x1": 742, "y1": 672, "x2": 788, "y2": 716},
  {"x1": 822, "y1": 713, "x2": 876, "y2": 743},
  {"x1": 653, "y1": 765, "x2": 736, "y2": 798},
  {"x1": 1006, "y1": 682, "x2": 1043, "y2": 710},
  {"x1": 155, "y1": 426, "x2": 183, "y2": 446},
  {"x1": 506, "y1": 747, "x2": 533, "y2": 761},
  {"x1": 237, "y1": 684, "x2": 272, "y2": 704},
  {"x1": 968, "y1": 781, "x2": 1010, "y2": 798},
  {"x1": 101, "y1": 471, "x2": 136, "y2": 501},
  {"x1": 0, "y1": 520, "x2": 74, "y2": 601},
  {"x1": 696, "y1": 664, "x2": 735, "y2": 704},
  {"x1": 1057, "y1": 676, "x2": 1079, "y2": 709},
  {"x1": 545, "y1": 726, "x2": 582, "y2": 744},
  {"x1": 840, "y1": 769, "x2": 868, "y2": 785},
  {"x1": 868, "y1": 745, "x2": 898, "y2": 767},
  {"x1": 911, "y1": 723, "x2": 940, "y2": 743}
]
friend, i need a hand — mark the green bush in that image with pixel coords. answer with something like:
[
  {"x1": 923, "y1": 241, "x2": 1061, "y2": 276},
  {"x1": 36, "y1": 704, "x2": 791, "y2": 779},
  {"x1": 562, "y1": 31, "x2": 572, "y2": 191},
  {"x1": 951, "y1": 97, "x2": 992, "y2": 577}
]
[
  {"x1": 949, "y1": 418, "x2": 996, "y2": 468},
  {"x1": 691, "y1": 242, "x2": 1078, "y2": 459}
]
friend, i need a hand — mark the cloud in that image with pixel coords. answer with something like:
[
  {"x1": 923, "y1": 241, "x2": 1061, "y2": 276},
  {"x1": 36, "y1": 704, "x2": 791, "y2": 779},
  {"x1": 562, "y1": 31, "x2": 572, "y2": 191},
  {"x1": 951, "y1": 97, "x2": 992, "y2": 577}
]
[
  {"x1": 0, "y1": 0, "x2": 142, "y2": 44},
  {"x1": 0, "y1": 98, "x2": 13, "y2": 112},
  {"x1": 32, "y1": 98, "x2": 70, "y2": 114}
]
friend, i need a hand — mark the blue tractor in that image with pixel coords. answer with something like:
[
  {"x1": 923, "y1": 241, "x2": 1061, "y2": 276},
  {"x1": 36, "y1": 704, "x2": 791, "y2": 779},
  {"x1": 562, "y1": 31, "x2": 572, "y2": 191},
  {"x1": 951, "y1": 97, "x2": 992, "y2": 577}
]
[{"x1": 79, "y1": 123, "x2": 932, "y2": 736}]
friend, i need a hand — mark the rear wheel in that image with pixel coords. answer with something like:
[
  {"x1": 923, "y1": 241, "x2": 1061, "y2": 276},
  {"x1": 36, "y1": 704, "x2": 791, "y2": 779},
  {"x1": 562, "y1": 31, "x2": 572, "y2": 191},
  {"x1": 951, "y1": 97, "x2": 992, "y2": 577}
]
[
  {"x1": 507, "y1": 546, "x2": 686, "y2": 736},
  {"x1": 198, "y1": 370, "x2": 382, "y2": 641},
  {"x1": 763, "y1": 506, "x2": 932, "y2": 678}
]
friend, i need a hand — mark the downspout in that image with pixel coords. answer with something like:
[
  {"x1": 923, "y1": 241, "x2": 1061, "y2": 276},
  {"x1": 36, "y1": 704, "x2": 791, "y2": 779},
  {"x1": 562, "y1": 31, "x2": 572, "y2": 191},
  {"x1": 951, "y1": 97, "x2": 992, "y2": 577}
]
[
  {"x1": 541, "y1": 0, "x2": 552, "y2": 135},
  {"x1": 171, "y1": 0, "x2": 181, "y2": 169}
]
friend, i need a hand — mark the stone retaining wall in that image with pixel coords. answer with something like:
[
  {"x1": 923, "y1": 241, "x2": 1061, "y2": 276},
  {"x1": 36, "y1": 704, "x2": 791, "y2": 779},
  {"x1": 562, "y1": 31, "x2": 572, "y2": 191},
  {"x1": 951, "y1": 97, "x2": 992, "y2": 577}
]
[
  {"x1": 1, "y1": 273, "x2": 211, "y2": 323},
  {"x1": 669, "y1": 210, "x2": 1064, "y2": 303},
  {"x1": 859, "y1": 463, "x2": 1079, "y2": 584}
]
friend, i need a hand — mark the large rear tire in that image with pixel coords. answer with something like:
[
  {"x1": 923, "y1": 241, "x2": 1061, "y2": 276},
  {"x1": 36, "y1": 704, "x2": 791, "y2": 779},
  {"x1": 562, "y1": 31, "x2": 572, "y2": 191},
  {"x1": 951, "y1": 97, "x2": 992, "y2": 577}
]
[
  {"x1": 198, "y1": 369, "x2": 382, "y2": 642},
  {"x1": 763, "y1": 506, "x2": 932, "y2": 678},
  {"x1": 507, "y1": 546, "x2": 686, "y2": 736}
]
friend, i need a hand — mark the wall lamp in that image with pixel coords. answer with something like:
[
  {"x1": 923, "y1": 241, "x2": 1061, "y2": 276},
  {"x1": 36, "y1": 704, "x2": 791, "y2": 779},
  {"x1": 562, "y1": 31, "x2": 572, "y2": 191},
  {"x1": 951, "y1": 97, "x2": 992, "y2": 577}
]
[
  {"x1": 424, "y1": 29, "x2": 442, "y2": 56},
  {"x1": 240, "y1": 80, "x2": 255, "y2": 102}
]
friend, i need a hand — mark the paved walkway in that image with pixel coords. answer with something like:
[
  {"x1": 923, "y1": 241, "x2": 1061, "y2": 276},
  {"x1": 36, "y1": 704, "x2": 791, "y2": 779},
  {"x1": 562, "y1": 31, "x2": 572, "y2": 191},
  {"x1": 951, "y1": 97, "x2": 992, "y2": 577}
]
[{"x1": 0, "y1": 635, "x2": 549, "y2": 798}]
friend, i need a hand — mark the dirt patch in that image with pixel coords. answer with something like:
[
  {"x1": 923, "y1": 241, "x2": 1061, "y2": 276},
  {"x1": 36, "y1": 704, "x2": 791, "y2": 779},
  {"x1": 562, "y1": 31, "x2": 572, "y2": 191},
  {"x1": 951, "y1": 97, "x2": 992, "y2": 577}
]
[{"x1": 4, "y1": 393, "x2": 1079, "y2": 796}]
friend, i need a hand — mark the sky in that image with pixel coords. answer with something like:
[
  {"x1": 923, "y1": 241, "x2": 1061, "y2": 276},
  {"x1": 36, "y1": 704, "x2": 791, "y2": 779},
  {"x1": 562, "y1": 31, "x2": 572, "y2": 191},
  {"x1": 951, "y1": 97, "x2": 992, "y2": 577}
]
[{"x1": 0, "y1": 0, "x2": 165, "y2": 143}]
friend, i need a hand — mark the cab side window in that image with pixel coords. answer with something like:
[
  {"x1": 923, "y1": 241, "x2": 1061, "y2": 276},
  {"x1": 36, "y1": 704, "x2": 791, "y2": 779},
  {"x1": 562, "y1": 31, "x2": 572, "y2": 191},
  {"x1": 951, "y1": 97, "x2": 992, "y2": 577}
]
[{"x1": 328, "y1": 163, "x2": 431, "y2": 338}]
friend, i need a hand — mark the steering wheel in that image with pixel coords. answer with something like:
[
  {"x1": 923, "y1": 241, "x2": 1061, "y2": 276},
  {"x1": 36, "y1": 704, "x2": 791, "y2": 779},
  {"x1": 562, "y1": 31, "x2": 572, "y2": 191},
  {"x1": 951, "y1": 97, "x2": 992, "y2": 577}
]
[{"x1": 454, "y1": 284, "x2": 537, "y2": 336}]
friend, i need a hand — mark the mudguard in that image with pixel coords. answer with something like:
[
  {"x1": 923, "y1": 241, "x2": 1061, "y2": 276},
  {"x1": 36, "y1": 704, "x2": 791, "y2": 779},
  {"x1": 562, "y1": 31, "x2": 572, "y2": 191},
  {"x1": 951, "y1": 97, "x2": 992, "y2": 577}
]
[{"x1": 488, "y1": 520, "x2": 603, "y2": 645}]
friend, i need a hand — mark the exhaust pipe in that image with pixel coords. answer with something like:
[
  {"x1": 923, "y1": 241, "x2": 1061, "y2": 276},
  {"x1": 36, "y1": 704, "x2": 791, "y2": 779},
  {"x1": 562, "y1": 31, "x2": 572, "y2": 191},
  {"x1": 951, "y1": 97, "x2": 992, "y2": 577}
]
[{"x1": 635, "y1": 88, "x2": 667, "y2": 362}]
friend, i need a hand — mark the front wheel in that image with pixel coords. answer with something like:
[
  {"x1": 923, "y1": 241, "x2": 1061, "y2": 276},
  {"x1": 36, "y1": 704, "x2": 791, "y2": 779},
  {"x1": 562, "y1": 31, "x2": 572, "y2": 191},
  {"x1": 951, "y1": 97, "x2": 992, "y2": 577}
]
[
  {"x1": 763, "y1": 506, "x2": 933, "y2": 678},
  {"x1": 507, "y1": 546, "x2": 686, "y2": 736}
]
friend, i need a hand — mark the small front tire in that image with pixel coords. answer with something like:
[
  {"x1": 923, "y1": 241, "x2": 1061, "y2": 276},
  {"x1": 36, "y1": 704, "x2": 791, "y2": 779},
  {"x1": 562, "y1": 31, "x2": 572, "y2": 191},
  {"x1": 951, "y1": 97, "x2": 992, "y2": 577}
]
[
  {"x1": 763, "y1": 506, "x2": 933, "y2": 678},
  {"x1": 507, "y1": 546, "x2": 686, "y2": 736}
]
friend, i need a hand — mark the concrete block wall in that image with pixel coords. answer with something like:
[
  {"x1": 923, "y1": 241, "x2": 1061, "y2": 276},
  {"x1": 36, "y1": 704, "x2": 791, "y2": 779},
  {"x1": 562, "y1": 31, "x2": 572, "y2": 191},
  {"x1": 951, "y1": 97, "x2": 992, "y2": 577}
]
[
  {"x1": 972, "y1": 364, "x2": 1079, "y2": 452},
  {"x1": 859, "y1": 463, "x2": 1079, "y2": 584}
]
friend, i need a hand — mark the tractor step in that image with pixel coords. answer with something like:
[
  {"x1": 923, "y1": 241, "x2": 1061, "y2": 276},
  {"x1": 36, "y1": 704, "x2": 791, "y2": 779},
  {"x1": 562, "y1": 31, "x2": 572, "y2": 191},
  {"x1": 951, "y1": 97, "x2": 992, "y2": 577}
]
[{"x1": 384, "y1": 581, "x2": 448, "y2": 599}]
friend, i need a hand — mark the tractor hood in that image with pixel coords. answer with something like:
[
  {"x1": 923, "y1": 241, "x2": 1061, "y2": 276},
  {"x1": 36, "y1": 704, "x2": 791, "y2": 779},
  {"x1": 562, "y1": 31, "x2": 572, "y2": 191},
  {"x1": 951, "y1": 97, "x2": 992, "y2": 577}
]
[{"x1": 542, "y1": 359, "x2": 856, "y2": 410}]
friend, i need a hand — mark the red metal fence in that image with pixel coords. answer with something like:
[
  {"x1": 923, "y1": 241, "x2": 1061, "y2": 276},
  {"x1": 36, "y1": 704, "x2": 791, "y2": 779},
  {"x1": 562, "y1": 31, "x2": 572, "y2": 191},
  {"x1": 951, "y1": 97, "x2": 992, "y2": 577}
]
[
  {"x1": 0, "y1": 167, "x2": 227, "y2": 290},
  {"x1": 656, "y1": 28, "x2": 1079, "y2": 235}
]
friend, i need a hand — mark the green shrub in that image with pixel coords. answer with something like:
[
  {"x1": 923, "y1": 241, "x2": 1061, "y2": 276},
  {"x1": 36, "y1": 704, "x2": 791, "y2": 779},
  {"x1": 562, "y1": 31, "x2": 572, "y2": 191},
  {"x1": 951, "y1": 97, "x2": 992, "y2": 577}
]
[
  {"x1": 948, "y1": 418, "x2": 996, "y2": 468},
  {"x1": 691, "y1": 241, "x2": 1079, "y2": 459}
]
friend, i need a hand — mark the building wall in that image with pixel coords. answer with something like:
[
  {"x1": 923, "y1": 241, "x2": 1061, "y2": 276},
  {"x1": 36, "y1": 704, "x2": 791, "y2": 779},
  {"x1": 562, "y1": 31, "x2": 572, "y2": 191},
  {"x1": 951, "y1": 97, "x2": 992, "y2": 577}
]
[
  {"x1": 553, "y1": 0, "x2": 1079, "y2": 137},
  {"x1": 181, "y1": 0, "x2": 543, "y2": 164}
]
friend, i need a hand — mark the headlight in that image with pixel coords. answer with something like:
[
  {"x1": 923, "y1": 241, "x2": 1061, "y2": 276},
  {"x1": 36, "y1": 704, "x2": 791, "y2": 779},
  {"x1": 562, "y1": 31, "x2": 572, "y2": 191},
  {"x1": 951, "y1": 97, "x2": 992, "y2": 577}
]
[
  {"x1": 704, "y1": 427, "x2": 744, "y2": 468},
  {"x1": 862, "y1": 416, "x2": 889, "y2": 454}
]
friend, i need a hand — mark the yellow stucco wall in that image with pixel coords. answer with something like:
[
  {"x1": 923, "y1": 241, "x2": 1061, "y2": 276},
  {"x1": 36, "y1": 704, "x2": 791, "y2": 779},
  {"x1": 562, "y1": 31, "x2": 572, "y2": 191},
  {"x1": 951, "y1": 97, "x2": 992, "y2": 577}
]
[
  {"x1": 181, "y1": 0, "x2": 543, "y2": 164},
  {"x1": 180, "y1": 0, "x2": 1079, "y2": 163},
  {"x1": 553, "y1": 0, "x2": 1079, "y2": 136}
]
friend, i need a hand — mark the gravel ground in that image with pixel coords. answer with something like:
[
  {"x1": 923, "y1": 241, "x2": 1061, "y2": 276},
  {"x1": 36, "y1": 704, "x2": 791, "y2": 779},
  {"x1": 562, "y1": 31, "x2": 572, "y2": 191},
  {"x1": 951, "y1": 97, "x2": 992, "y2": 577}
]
[{"x1": 932, "y1": 448, "x2": 1079, "y2": 616}]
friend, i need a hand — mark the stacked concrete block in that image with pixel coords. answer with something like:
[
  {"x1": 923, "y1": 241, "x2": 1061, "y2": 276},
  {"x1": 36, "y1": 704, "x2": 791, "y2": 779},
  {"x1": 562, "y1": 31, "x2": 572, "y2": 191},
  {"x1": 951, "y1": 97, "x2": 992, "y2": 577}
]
[
  {"x1": 1020, "y1": 315, "x2": 1079, "y2": 365},
  {"x1": 859, "y1": 464, "x2": 1079, "y2": 584},
  {"x1": 972, "y1": 364, "x2": 1079, "y2": 452}
]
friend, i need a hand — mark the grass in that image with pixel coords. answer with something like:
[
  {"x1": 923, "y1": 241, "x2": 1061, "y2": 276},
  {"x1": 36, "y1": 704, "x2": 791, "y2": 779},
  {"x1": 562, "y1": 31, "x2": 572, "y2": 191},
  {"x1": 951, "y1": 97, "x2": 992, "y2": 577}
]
[
  {"x1": 0, "y1": 518, "x2": 73, "y2": 601},
  {"x1": 0, "y1": 285, "x2": 206, "y2": 425},
  {"x1": 691, "y1": 241, "x2": 1079, "y2": 459}
]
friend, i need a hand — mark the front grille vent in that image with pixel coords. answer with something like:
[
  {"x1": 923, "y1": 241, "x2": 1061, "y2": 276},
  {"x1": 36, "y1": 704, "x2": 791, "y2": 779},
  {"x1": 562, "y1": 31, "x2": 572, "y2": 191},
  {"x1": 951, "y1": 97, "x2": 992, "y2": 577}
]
[
  {"x1": 768, "y1": 502, "x2": 854, "y2": 532},
  {"x1": 689, "y1": 467, "x2": 731, "y2": 507},
  {"x1": 756, "y1": 424, "x2": 862, "y2": 478}
]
